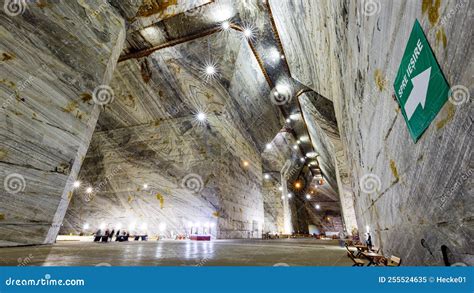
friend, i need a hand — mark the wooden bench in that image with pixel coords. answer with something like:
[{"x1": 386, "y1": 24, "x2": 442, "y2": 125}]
[
  {"x1": 345, "y1": 244, "x2": 365, "y2": 266},
  {"x1": 347, "y1": 252, "x2": 365, "y2": 266},
  {"x1": 371, "y1": 246, "x2": 381, "y2": 253},
  {"x1": 361, "y1": 251, "x2": 385, "y2": 266}
]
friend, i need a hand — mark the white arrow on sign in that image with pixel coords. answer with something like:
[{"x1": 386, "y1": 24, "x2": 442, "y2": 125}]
[{"x1": 404, "y1": 67, "x2": 431, "y2": 120}]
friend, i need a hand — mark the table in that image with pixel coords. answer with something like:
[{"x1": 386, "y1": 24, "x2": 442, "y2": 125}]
[
  {"x1": 354, "y1": 245, "x2": 369, "y2": 257},
  {"x1": 362, "y1": 252, "x2": 385, "y2": 266}
]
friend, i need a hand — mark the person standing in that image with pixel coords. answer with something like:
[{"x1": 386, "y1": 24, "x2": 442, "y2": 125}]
[
  {"x1": 94, "y1": 229, "x2": 101, "y2": 242},
  {"x1": 366, "y1": 232, "x2": 373, "y2": 250},
  {"x1": 109, "y1": 229, "x2": 115, "y2": 241},
  {"x1": 103, "y1": 229, "x2": 110, "y2": 242},
  {"x1": 338, "y1": 230, "x2": 346, "y2": 247}
]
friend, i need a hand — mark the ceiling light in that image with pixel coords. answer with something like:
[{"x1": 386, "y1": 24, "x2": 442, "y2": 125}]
[
  {"x1": 300, "y1": 157, "x2": 305, "y2": 163},
  {"x1": 83, "y1": 223, "x2": 89, "y2": 230},
  {"x1": 141, "y1": 27, "x2": 161, "y2": 43},
  {"x1": 86, "y1": 187, "x2": 93, "y2": 193},
  {"x1": 287, "y1": 193, "x2": 292, "y2": 198},
  {"x1": 294, "y1": 182, "x2": 301, "y2": 189},
  {"x1": 159, "y1": 223, "x2": 166, "y2": 232},
  {"x1": 143, "y1": 184, "x2": 148, "y2": 189},
  {"x1": 296, "y1": 140, "x2": 301, "y2": 144},
  {"x1": 265, "y1": 143, "x2": 272, "y2": 150},
  {"x1": 243, "y1": 28, "x2": 253, "y2": 38},
  {"x1": 201, "y1": 60, "x2": 219, "y2": 81},
  {"x1": 206, "y1": 65, "x2": 216, "y2": 75},
  {"x1": 289, "y1": 113, "x2": 300, "y2": 120},
  {"x1": 281, "y1": 54, "x2": 285, "y2": 59},
  {"x1": 315, "y1": 204, "x2": 320, "y2": 210},
  {"x1": 306, "y1": 152, "x2": 318, "y2": 158},
  {"x1": 197, "y1": 112, "x2": 207, "y2": 122},
  {"x1": 264, "y1": 174, "x2": 271, "y2": 180},
  {"x1": 243, "y1": 160, "x2": 249, "y2": 167},
  {"x1": 221, "y1": 21, "x2": 230, "y2": 30},
  {"x1": 73, "y1": 181, "x2": 80, "y2": 188},
  {"x1": 269, "y1": 47, "x2": 281, "y2": 62},
  {"x1": 293, "y1": 145, "x2": 298, "y2": 150},
  {"x1": 306, "y1": 194, "x2": 311, "y2": 199},
  {"x1": 281, "y1": 195, "x2": 284, "y2": 199},
  {"x1": 278, "y1": 186, "x2": 283, "y2": 191},
  {"x1": 241, "y1": 22, "x2": 256, "y2": 41},
  {"x1": 286, "y1": 118, "x2": 291, "y2": 123}
]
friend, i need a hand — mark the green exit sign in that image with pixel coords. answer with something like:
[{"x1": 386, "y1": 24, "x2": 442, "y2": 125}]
[{"x1": 394, "y1": 20, "x2": 450, "y2": 142}]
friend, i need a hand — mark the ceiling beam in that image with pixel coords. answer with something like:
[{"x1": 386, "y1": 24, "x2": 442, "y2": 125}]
[{"x1": 118, "y1": 24, "x2": 274, "y2": 88}]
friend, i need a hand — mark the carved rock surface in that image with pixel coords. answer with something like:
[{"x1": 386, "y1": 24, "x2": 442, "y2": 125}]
[
  {"x1": 0, "y1": 0, "x2": 125, "y2": 246},
  {"x1": 271, "y1": 0, "x2": 473, "y2": 265}
]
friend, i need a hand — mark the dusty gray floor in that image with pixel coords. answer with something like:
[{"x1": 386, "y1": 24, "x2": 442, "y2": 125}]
[{"x1": 0, "y1": 238, "x2": 352, "y2": 266}]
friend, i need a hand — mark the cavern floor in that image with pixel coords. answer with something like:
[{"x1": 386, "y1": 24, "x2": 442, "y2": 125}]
[{"x1": 0, "y1": 239, "x2": 352, "y2": 266}]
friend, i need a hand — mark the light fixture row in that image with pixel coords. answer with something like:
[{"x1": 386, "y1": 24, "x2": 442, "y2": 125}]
[
  {"x1": 279, "y1": 194, "x2": 322, "y2": 210},
  {"x1": 84, "y1": 221, "x2": 220, "y2": 232},
  {"x1": 73, "y1": 181, "x2": 93, "y2": 193},
  {"x1": 73, "y1": 181, "x2": 150, "y2": 193}
]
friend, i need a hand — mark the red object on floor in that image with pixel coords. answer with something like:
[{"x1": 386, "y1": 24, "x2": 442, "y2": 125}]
[{"x1": 190, "y1": 235, "x2": 211, "y2": 241}]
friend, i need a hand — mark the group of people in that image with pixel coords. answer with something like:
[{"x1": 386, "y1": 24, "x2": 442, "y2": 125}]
[{"x1": 93, "y1": 228, "x2": 131, "y2": 242}]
